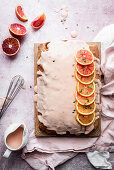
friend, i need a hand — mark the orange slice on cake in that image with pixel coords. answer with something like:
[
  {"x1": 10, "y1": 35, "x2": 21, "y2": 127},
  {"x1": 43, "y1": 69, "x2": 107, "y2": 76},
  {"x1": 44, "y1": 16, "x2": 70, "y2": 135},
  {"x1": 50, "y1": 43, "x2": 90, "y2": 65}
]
[
  {"x1": 75, "y1": 49, "x2": 94, "y2": 65},
  {"x1": 75, "y1": 102, "x2": 96, "y2": 115},
  {"x1": 75, "y1": 91, "x2": 96, "y2": 105},
  {"x1": 76, "y1": 112, "x2": 95, "y2": 126},
  {"x1": 76, "y1": 81, "x2": 95, "y2": 97},
  {"x1": 75, "y1": 70, "x2": 95, "y2": 85},
  {"x1": 75, "y1": 62, "x2": 95, "y2": 76}
]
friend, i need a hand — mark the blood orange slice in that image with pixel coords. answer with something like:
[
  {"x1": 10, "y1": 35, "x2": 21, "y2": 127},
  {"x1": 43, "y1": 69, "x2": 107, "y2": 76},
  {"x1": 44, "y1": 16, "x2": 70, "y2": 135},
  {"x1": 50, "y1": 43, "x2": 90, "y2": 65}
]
[
  {"x1": 76, "y1": 82, "x2": 95, "y2": 97},
  {"x1": 75, "y1": 70, "x2": 95, "y2": 85},
  {"x1": 75, "y1": 91, "x2": 95, "y2": 105},
  {"x1": 31, "y1": 13, "x2": 46, "y2": 29},
  {"x1": 2, "y1": 37, "x2": 20, "y2": 56},
  {"x1": 75, "y1": 102, "x2": 96, "y2": 115},
  {"x1": 76, "y1": 112, "x2": 95, "y2": 126},
  {"x1": 15, "y1": 5, "x2": 28, "y2": 22},
  {"x1": 75, "y1": 62, "x2": 95, "y2": 76},
  {"x1": 9, "y1": 23, "x2": 27, "y2": 36},
  {"x1": 75, "y1": 49, "x2": 94, "y2": 65}
]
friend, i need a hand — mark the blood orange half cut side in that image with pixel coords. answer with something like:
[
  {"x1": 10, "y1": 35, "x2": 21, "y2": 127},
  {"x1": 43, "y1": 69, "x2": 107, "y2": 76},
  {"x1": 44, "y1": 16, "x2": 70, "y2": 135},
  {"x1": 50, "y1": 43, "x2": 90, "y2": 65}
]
[
  {"x1": 75, "y1": 70, "x2": 95, "y2": 85},
  {"x1": 9, "y1": 23, "x2": 27, "y2": 36},
  {"x1": 2, "y1": 37, "x2": 20, "y2": 56},
  {"x1": 75, "y1": 49, "x2": 94, "y2": 65},
  {"x1": 15, "y1": 5, "x2": 28, "y2": 22},
  {"x1": 31, "y1": 13, "x2": 46, "y2": 29},
  {"x1": 75, "y1": 91, "x2": 95, "y2": 105},
  {"x1": 75, "y1": 62, "x2": 95, "y2": 76}
]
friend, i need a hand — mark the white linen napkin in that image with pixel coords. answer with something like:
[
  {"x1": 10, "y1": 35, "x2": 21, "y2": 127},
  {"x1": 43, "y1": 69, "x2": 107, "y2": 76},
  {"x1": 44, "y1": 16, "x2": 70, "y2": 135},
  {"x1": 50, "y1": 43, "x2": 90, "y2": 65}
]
[{"x1": 87, "y1": 151, "x2": 112, "y2": 169}]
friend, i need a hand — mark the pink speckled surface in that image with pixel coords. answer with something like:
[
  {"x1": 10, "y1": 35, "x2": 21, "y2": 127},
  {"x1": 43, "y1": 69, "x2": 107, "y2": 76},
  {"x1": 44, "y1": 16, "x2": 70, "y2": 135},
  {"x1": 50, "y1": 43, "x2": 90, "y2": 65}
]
[{"x1": 0, "y1": 0, "x2": 114, "y2": 169}]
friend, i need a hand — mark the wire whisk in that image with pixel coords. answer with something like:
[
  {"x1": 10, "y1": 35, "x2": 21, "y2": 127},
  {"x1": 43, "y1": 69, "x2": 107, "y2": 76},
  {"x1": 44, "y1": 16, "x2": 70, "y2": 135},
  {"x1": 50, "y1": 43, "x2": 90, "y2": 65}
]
[{"x1": 0, "y1": 75, "x2": 24, "y2": 119}]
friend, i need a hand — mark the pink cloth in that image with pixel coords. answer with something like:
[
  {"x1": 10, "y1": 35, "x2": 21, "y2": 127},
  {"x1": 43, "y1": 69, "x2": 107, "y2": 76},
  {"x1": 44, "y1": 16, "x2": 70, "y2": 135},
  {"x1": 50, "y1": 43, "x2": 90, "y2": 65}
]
[{"x1": 22, "y1": 25, "x2": 114, "y2": 170}]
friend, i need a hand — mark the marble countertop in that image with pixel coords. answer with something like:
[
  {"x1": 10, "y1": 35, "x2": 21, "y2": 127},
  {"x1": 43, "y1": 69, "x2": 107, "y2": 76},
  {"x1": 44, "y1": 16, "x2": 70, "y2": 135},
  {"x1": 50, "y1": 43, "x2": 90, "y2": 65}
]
[{"x1": 0, "y1": 0, "x2": 114, "y2": 169}]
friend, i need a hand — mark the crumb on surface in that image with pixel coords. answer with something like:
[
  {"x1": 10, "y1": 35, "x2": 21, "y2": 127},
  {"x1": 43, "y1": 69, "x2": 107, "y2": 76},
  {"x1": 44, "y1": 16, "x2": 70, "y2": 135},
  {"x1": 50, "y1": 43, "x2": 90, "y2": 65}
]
[{"x1": 71, "y1": 30, "x2": 77, "y2": 38}]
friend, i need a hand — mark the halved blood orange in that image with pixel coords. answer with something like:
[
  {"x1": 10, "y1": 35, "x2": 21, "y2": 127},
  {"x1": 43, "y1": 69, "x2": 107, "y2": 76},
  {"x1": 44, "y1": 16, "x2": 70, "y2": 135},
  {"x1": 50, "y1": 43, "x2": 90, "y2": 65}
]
[
  {"x1": 75, "y1": 91, "x2": 95, "y2": 105},
  {"x1": 76, "y1": 112, "x2": 95, "y2": 126},
  {"x1": 75, "y1": 49, "x2": 94, "y2": 65},
  {"x1": 75, "y1": 70, "x2": 95, "y2": 85},
  {"x1": 75, "y1": 102, "x2": 96, "y2": 115},
  {"x1": 1, "y1": 37, "x2": 20, "y2": 56},
  {"x1": 31, "y1": 13, "x2": 46, "y2": 29},
  {"x1": 76, "y1": 81, "x2": 95, "y2": 97},
  {"x1": 15, "y1": 5, "x2": 28, "y2": 22},
  {"x1": 9, "y1": 23, "x2": 27, "y2": 36},
  {"x1": 75, "y1": 62, "x2": 95, "y2": 76}
]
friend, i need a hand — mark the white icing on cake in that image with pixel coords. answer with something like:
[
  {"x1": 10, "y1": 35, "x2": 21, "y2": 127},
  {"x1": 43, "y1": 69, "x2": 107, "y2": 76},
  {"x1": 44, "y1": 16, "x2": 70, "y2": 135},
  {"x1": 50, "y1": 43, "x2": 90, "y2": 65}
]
[{"x1": 36, "y1": 41, "x2": 100, "y2": 135}]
